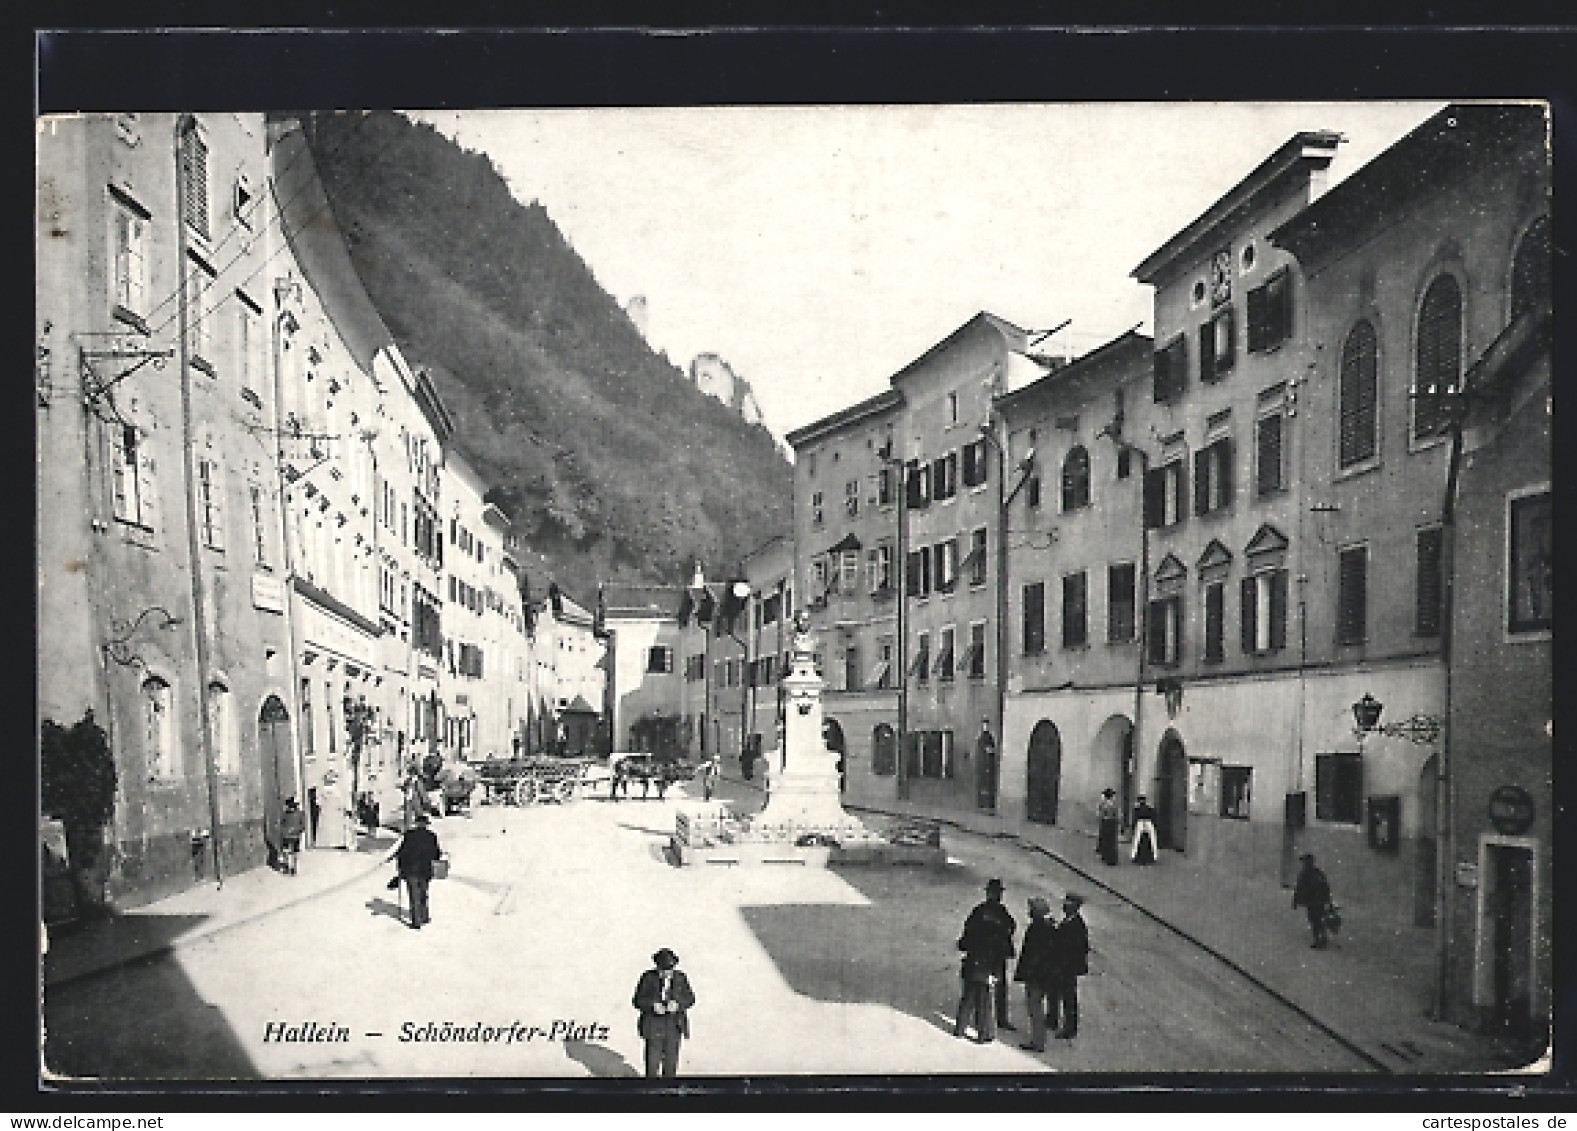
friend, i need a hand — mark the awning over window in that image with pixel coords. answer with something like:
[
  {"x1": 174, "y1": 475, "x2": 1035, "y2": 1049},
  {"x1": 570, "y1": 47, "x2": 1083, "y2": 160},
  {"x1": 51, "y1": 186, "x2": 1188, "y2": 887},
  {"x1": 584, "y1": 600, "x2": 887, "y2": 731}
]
[
  {"x1": 825, "y1": 532, "x2": 862, "y2": 556},
  {"x1": 958, "y1": 643, "x2": 983, "y2": 673},
  {"x1": 868, "y1": 661, "x2": 891, "y2": 688}
]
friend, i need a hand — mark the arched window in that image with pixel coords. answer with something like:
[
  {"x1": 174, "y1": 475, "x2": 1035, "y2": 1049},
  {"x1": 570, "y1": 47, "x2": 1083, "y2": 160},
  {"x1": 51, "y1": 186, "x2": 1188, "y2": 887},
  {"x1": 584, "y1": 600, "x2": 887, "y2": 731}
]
[
  {"x1": 1413, "y1": 274, "x2": 1462, "y2": 441},
  {"x1": 1061, "y1": 446, "x2": 1091, "y2": 512},
  {"x1": 207, "y1": 681, "x2": 235, "y2": 775},
  {"x1": 1338, "y1": 320, "x2": 1379, "y2": 468},
  {"x1": 142, "y1": 675, "x2": 176, "y2": 778},
  {"x1": 1511, "y1": 215, "x2": 1550, "y2": 324}
]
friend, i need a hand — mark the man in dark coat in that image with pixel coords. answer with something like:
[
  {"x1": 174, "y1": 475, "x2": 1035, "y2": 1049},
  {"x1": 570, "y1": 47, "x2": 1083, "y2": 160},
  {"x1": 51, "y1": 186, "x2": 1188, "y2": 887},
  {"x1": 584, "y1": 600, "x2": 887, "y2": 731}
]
[
  {"x1": 954, "y1": 877, "x2": 1018, "y2": 1040},
  {"x1": 392, "y1": 813, "x2": 442, "y2": 929},
  {"x1": 1292, "y1": 853, "x2": 1334, "y2": 949},
  {"x1": 632, "y1": 947, "x2": 695, "y2": 1077},
  {"x1": 1049, "y1": 892, "x2": 1090, "y2": 1039},
  {"x1": 1012, "y1": 896, "x2": 1058, "y2": 1051}
]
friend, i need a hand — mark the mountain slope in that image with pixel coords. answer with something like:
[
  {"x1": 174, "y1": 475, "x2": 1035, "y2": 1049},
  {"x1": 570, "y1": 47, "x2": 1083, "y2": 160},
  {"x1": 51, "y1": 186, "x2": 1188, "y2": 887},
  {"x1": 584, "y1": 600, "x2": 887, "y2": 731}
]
[{"x1": 304, "y1": 110, "x2": 792, "y2": 602}]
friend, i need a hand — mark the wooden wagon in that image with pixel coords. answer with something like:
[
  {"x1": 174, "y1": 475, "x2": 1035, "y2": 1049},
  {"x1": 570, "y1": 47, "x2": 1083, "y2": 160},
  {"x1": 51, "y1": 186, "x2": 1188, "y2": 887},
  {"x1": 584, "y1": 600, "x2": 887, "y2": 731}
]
[{"x1": 475, "y1": 756, "x2": 611, "y2": 806}]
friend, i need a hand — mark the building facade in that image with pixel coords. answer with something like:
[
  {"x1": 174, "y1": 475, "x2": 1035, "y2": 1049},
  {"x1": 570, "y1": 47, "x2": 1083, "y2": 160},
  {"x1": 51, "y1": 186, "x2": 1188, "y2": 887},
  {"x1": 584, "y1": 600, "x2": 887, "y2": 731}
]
[
  {"x1": 1270, "y1": 103, "x2": 1550, "y2": 1037},
  {"x1": 598, "y1": 585, "x2": 687, "y2": 758},
  {"x1": 38, "y1": 112, "x2": 295, "y2": 904}
]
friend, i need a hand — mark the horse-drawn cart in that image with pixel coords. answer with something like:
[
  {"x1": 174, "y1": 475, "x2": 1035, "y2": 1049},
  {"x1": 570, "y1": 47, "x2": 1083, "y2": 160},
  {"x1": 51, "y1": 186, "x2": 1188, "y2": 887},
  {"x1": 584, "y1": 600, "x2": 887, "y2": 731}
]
[{"x1": 476, "y1": 756, "x2": 611, "y2": 806}]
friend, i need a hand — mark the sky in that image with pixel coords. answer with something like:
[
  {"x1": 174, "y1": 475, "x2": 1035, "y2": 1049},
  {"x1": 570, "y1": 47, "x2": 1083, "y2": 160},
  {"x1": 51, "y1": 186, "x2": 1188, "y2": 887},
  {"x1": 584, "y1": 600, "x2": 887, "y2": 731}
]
[{"x1": 412, "y1": 102, "x2": 1445, "y2": 444}]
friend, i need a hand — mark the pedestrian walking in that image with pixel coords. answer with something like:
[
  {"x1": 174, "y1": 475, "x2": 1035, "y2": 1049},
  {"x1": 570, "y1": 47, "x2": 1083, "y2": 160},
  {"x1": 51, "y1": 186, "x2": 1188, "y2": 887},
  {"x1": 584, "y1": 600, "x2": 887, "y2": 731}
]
[
  {"x1": 954, "y1": 877, "x2": 1018, "y2": 1041},
  {"x1": 389, "y1": 812, "x2": 443, "y2": 930},
  {"x1": 1049, "y1": 892, "x2": 1090, "y2": 1040},
  {"x1": 278, "y1": 797, "x2": 306, "y2": 875},
  {"x1": 702, "y1": 755, "x2": 720, "y2": 802},
  {"x1": 1131, "y1": 794, "x2": 1159, "y2": 865},
  {"x1": 1012, "y1": 896, "x2": 1059, "y2": 1051},
  {"x1": 1096, "y1": 788, "x2": 1121, "y2": 866},
  {"x1": 1292, "y1": 853, "x2": 1336, "y2": 949},
  {"x1": 632, "y1": 947, "x2": 695, "y2": 1077}
]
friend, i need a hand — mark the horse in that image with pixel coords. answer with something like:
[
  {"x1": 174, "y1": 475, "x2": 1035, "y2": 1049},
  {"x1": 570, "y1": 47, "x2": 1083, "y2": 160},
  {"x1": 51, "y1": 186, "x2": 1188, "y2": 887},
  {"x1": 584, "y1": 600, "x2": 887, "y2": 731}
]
[{"x1": 610, "y1": 755, "x2": 692, "y2": 801}]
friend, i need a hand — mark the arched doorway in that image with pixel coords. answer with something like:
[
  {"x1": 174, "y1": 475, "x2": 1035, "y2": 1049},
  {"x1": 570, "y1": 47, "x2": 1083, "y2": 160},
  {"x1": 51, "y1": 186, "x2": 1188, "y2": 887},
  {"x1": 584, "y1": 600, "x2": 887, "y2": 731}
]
[
  {"x1": 1091, "y1": 715, "x2": 1135, "y2": 826},
  {"x1": 823, "y1": 719, "x2": 847, "y2": 792},
  {"x1": 872, "y1": 723, "x2": 896, "y2": 778},
  {"x1": 976, "y1": 727, "x2": 999, "y2": 812},
  {"x1": 258, "y1": 696, "x2": 292, "y2": 857},
  {"x1": 1026, "y1": 720, "x2": 1062, "y2": 824},
  {"x1": 1156, "y1": 730, "x2": 1188, "y2": 851}
]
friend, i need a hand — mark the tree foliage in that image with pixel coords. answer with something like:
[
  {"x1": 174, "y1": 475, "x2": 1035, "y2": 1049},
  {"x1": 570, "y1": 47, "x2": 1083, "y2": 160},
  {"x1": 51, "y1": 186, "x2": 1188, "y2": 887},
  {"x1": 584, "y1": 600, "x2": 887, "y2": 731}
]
[
  {"x1": 307, "y1": 111, "x2": 792, "y2": 604},
  {"x1": 41, "y1": 710, "x2": 118, "y2": 871}
]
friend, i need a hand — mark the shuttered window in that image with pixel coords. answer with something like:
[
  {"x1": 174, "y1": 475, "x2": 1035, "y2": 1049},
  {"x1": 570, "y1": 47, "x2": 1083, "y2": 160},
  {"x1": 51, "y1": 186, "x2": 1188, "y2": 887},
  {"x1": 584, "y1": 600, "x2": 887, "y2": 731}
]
[
  {"x1": 1200, "y1": 307, "x2": 1236, "y2": 382},
  {"x1": 1246, "y1": 270, "x2": 1292, "y2": 353},
  {"x1": 1338, "y1": 320, "x2": 1379, "y2": 468},
  {"x1": 1061, "y1": 446, "x2": 1091, "y2": 511},
  {"x1": 1193, "y1": 437, "x2": 1233, "y2": 516},
  {"x1": 1256, "y1": 413, "x2": 1283, "y2": 496},
  {"x1": 1022, "y1": 582, "x2": 1046, "y2": 655},
  {"x1": 1108, "y1": 564, "x2": 1136, "y2": 642},
  {"x1": 1415, "y1": 527, "x2": 1443, "y2": 637},
  {"x1": 1413, "y1": 274, "x2": 1462, "y2": 441},
  {"x1": 179, "y1": 121, "x2": 210, "y2": 240},
  {"x1": 1153, "y1": 336, "x2": 1187, "y2": 405},
  {"x1": 1204, "y1": 581, "x2": 1225, "y2": 662},
  {"x1": 1337, "y1": 546, "x2": 1368, "y2": 646},
  {"x1": 1062, "y1": 572, "x2": 1088, "y2": 648},
  {"x1": 1147, "y1": 596, "x2": 1182, "y2": 667},
  {"x1": 1242, "y1": 568, "x2": 1288, "y2": 654}
]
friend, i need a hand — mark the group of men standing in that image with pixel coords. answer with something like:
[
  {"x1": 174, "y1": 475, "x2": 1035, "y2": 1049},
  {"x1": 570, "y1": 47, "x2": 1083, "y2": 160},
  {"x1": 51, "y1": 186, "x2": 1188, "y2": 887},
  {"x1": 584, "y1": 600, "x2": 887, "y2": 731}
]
[{"x1": 955, "y1": 878, "x2": 1090, "y2": 1051}]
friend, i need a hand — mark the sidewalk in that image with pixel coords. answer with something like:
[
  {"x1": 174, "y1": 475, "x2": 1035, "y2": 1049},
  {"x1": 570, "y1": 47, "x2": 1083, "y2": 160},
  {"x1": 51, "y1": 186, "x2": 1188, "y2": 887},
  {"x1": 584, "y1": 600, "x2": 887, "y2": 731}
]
[
  {"x1": 42, "y1": 828, "x2": 398, "y2": 987},
  {"x1": 831, "y1": 788, "x2": 1536, "y2": 1075}
]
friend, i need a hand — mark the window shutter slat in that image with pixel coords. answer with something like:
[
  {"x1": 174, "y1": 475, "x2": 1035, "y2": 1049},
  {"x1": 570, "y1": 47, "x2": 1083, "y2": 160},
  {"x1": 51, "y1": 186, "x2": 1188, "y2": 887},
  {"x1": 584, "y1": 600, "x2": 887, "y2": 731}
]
[
  {"x1": 1200, "y1": 320, "x2": 1215, "y2": 383},
  {"x1": 1416, "y1": 528, "x2": 1443, "y2": 636},
  {"x1": 1246, "y1": 285, "x2": 1266, "y2": 353},
  {"x1": 1193, "y1": 449, "x2": 1209, "y2": 516},
  {"x1": 1143, "y1": 468, "x2": 1164, "y2": 528}
]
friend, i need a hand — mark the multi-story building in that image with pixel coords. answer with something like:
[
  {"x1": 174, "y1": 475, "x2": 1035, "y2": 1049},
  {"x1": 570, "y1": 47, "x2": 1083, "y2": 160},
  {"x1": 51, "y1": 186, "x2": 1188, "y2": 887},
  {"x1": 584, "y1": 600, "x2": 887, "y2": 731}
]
[
  {"x1": 740, "y1": 535, "x2": 795, "y2": 770},
  {"x1": 786, "y1": 389, "x2": 903, "y2": 799},
  {"x1": 996, "y1": 330, "x2": 1154, "y2": 833},
  {"x1": 1269, "y1": 103, "x2": 1549, "y2": 1037},
  {"x1": 598, "y1": 584, "x2": 687, "y2": 758},
  {"x1": 38, "y1": 112, "x2": 294, "y2": 904},
  {"x1": 528, "y1": 581, "x2": 605, "y2": 756}
]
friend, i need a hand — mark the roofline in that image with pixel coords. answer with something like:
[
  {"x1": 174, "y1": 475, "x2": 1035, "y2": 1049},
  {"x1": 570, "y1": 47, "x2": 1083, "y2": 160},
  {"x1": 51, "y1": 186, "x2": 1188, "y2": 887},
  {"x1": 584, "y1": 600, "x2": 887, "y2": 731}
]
[
  {"x1": 412, "y1": 367, "x2": 455, "y2": 444},
  {"x1": 889, "y1": 311, "x2": 1028, "y2": 388},
  {"x1": 785, "y1": 387, "x2": 903, "y2": 449},
  {"x1": 740, "y1": 531, "x2": 793, "y2": 566},
  {"x1": 1132, "y1": 131, "x2": 1343, "y2": 285},
  {"x1": 1268, "y1": 103, "x2": 1547, "y2": 264},
  {"x1": 994, "y1": 329, "x2": 1155, "y2": 415}
]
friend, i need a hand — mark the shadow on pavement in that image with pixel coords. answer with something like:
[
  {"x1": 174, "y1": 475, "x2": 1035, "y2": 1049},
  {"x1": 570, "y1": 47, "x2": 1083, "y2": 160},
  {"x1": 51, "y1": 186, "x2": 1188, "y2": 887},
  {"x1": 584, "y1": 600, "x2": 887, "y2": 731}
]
[
  {"x1": 564, "y1": 1039, "x2": 640, "y2": 1078},
  {"x1": 43, "y1": 946, "x2": 260, "y2": 1080},
  {"x1": 739, "y1": 859, "x2": 990, "y2": 1039},
  {"x1": 364, "y1": 896, "x2": 404, "y2": 923},
  {"x1": 45, "y1": 912, "x2": 212, "y2": 986}
]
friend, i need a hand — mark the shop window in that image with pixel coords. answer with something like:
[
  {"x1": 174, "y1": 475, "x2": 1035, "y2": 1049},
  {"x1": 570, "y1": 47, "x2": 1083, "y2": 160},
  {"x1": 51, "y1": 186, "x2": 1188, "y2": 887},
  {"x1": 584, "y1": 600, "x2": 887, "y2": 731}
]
[
  {"x1": 1315, "y1": 752, "x2": 1363, "y2": 824},
  {"x1": 1220, "y1": 765, "x2": 1251, "y2": 819},
  {"x1": 1508, "y1": 490, "x2": 1552, "y2": 634}
]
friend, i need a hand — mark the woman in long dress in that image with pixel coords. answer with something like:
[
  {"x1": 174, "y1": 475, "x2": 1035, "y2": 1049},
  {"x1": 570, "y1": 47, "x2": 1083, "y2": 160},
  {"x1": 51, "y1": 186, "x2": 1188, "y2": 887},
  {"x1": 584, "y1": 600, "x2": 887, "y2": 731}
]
[
  {"x1": 1131, "y1": 795, "x2": 1159, "y2": 864},
  {"x1": 1096, "y1": 788, "x2": 1120, "y2": 865}
]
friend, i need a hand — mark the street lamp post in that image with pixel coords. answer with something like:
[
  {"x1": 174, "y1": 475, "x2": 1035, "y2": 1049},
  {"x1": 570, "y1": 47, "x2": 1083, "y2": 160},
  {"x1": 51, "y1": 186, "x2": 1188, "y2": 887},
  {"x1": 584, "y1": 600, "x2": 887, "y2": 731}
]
[{"x1": 727, "y1": 580, "x2": 753, "y2": 769}]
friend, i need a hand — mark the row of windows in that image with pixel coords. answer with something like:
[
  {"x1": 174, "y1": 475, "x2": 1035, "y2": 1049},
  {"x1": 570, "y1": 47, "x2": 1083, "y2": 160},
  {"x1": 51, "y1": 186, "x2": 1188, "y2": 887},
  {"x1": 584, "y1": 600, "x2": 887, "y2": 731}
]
[
  {"x1": 140, "y1": 674, "x2": 240, "y2": 780},
  {"x1": 1142, "y1": 415, "x2": 1285, "y2": 531},
  {"x1": 905, "y1": 529, "x2": 989, "y2": 599},
  {"x1": 869, "y1": 728, "x2": 956, "y2": 780},
  {"x1": 910, "y1": 622, "x2": 988, "y2": 683},
  {"x1": 1158, "y1": 270, "x2": 1296, "y2": 406}
]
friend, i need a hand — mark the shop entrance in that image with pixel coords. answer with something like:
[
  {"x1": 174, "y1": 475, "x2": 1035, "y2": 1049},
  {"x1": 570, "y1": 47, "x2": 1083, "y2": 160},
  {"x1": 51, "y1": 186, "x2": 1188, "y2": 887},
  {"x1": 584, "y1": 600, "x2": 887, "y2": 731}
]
[
  {"x1": 1480, "y1": 842, "x2": 1536, "y2": 1038},
  {"x1": 1156, "y1": 730, "x2": 1188, "y2": 851}
]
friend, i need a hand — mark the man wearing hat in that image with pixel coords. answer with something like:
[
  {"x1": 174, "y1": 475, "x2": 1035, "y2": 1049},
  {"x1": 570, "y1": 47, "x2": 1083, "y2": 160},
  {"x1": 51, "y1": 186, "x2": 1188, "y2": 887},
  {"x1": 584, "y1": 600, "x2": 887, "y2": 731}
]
[
  {"x1": 1292, "y1": 853, "x2": 1334, "y2": 949},
  {"x1": 1047, "y1": 892, "x2": 1090, "y2": 1039},
  {"x1": 1012, "y1": 896, "x2": 1059, "y2": 1051},
  {"x1": 390, "y1": 812, "x2": 443, "y2": 929},
  {"x1": 632, "y1": 947, "x2": 695, "y2": 1077},
  {"x1": 955, "y1": 878, "x2": 1018, "y2": 1041}
]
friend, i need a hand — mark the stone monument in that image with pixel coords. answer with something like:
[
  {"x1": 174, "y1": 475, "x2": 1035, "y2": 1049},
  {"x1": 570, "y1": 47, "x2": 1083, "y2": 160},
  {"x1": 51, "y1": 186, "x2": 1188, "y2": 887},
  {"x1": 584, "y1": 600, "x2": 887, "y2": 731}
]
[{"x1": 671, "y1": 614, "x2": 943, "y2": 866}]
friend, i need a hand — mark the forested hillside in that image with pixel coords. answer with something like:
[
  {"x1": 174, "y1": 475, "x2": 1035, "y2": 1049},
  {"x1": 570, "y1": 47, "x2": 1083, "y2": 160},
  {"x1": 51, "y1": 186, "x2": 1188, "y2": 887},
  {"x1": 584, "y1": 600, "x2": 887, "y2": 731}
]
[{"x1": 305, "y1": 111, "x2": 792, "y2": 603}]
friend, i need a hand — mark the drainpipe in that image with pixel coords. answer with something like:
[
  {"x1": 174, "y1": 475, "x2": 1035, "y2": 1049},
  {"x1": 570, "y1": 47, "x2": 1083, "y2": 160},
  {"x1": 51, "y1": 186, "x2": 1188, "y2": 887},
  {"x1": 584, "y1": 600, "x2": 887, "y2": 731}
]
[
  {"x1": 1432, "y1": 420, "x2": 1464, "y2": 1020},
  {"x1": 174, "y1": 117, "x2": 224, "y2": 887},
  {"x1": 268, "y1": 291, "x2": 308, "y2": 820},
  {"x1": 1129, "y1": 445, "x2": 1152, "y2": 831}
]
